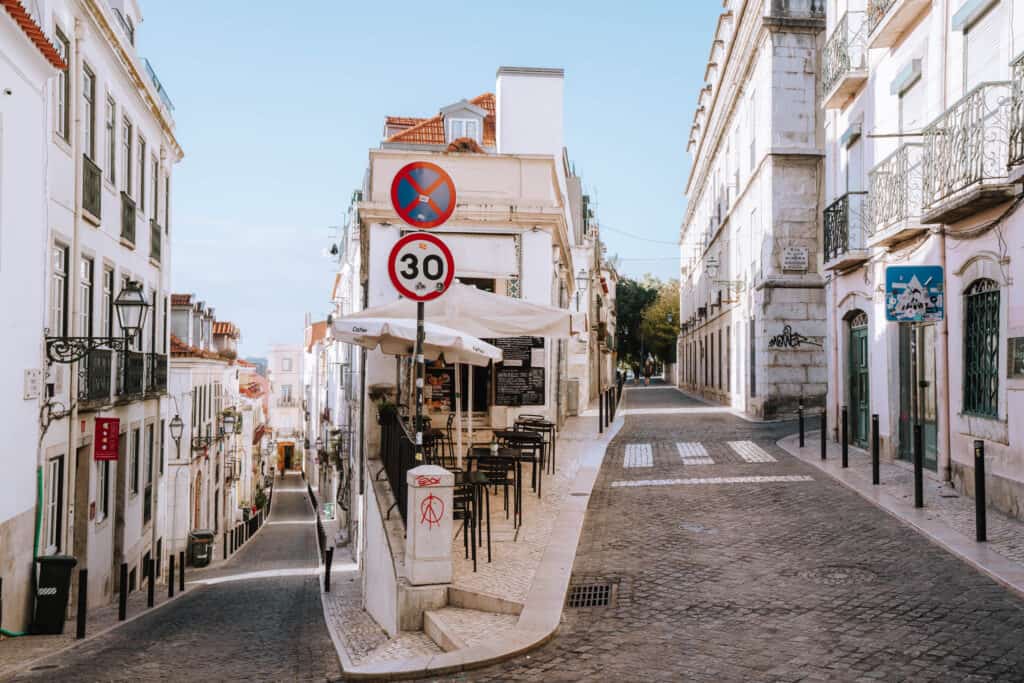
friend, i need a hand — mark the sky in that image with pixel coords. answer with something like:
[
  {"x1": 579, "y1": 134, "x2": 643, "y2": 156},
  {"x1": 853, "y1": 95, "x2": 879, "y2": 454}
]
[{"x1": 140, "y1": 1, "x2": 721, "y2": 357}]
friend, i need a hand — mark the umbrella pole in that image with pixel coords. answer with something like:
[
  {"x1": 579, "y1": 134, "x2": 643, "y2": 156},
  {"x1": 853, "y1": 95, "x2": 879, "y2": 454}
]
[
  {"x1": 468, "y1": 367, "x2": 474, "y2": 450},
  {"x1": 456, "y1": 363, "x2": 463, "y2": 470}
]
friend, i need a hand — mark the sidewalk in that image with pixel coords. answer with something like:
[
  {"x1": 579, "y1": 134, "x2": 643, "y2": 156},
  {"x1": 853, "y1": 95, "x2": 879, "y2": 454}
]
[
  {"x1": 321, "y1": 400, "x2": 624, "y2": 679},
  {"x1": 778, "y1": 430, "x2": 1024, "y2": 597}
]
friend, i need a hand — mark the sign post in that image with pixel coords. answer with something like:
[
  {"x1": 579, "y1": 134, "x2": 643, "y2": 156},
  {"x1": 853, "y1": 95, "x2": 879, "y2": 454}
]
[{"x1": 389, "y1": 162, "x2": 457, "y2": 462}]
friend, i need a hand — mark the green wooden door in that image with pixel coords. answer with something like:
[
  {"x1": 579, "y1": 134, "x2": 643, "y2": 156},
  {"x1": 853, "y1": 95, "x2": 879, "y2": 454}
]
[{"x1": 849, "y1": 317, "x2": 870, "y2": 447}]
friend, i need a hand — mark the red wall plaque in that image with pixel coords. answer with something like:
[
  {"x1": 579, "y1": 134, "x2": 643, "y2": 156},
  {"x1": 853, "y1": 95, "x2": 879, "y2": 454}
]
[{"x1": 94, "y1": 417, "x2": 120, "y2": 461}]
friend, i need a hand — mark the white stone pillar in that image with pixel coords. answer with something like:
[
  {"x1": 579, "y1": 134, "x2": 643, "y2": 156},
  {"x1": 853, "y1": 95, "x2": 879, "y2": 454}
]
[{"x1": 404, "y1": 465, "x2": 454, "y2": 586}]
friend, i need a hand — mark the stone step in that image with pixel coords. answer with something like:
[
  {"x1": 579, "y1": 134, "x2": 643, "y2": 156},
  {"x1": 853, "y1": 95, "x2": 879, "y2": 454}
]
[{"x1": 423, "y1": 607, "x2": 518, "y2": 653}]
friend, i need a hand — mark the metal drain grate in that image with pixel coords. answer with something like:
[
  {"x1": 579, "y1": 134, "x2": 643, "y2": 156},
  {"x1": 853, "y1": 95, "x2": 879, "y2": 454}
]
[{"x1": 567, "y1": 583, "x2": 613, "y2": 608}]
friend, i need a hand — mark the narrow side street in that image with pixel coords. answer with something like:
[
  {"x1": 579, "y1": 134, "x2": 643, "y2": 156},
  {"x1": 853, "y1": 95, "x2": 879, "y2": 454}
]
[
  {"x1": 441, "y1": 384, "x2": 1024, "y2": 682},
  {"x1": 4, "y1": 474, "x2": 340, "y2": 682}
]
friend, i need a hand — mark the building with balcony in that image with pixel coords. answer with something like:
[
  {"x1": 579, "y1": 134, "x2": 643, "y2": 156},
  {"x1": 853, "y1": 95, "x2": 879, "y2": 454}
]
[
  {"x1": 0, "y1": 0, "x2": 67, "y2": 633},
  {"x1": 167, "y1": 294, "x2": 243, "y2": 560},
  {"x1": 267, "y1": 344, "x2": 304, "y2": 473},
  {"x1": 0, "y1": 0, "x2": 183, "y2": 628},
  {"x1": 822, "y1": 0, "x2": 1024, "y2": 520},
  {"x1": 677, "y1": 0, "x2": 828, "y2": 419}
]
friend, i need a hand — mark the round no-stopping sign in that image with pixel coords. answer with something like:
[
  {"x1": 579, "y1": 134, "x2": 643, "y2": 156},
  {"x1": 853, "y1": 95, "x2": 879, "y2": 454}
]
[
  {"x1": 387, "y1": 233, "x2": 455, "y2": 301},
  {"x1": 390, "y1": 161, "x2": 456, "y2": 229}
]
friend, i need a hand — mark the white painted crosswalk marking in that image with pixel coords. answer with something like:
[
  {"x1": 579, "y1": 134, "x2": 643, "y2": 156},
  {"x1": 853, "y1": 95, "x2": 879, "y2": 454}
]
[
  {"x1": 623, "y1": 444, "x2": 653, "y2": 468},
  {"x1": 676, "y1": 442, "x2": 713, "y2": 465},
  {"x1": 728, "y1": 441, "x2": 777, "y2": 463},
  {"x1": 611, "y1": 475, "x2": 812, "y2": 488}
]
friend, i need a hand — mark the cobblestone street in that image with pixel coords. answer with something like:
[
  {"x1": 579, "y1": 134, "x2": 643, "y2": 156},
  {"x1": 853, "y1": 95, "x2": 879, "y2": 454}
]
[
  {"x1": 3, "y1": 474, "x2": 340, "y2": 682},
  {"x1": 434, "y1": 385, "x2": 1024, "y2": 682}
]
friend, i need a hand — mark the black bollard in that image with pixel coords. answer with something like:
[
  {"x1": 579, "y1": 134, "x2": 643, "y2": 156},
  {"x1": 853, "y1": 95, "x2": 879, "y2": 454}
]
[
  {"x1": 179, "y1": 551, "x2": 185, "y2": 592},
  {"x1": 325, "y1": 547, "x2": 334, "y2": 593},
  {"x1": 798, "y1": 401, "x2": 805, "y2": 448},
  {"x1": 598, "y1": 388, "x2": 604, "y2": 434},
  {"x1": 841, "y1": 406, "x2": 849, "y2": 469},
  {"x1": 146, "y1": 558, "x2": 155, "y2": 608},
  {"x1": 168, "y1": 555, "x2": 175, "y2": 598},
  {"x1": 118, "y1": 563, "x2": 128, "y2": 621},
  {"x1": 820, "y1": 411, "x2": 827, "y2": 461},
  {"x1": 224, "y1": 532, "x2": 228, "y2": 558},
  {"x1": 975, "y1": 440, "x2": 987, "y2": 542},
  {"x1": 871, "y1": 414, "x2": 880, "y2": 485},
  {"x1": 913, "y1": 424, "x2": 924, "y2": 508},
  {"x1": 76, "y1": 568, "x2": 88, "y2": 639}
]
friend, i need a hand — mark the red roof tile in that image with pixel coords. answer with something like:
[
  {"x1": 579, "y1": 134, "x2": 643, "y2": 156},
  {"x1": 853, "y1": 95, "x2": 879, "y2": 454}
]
[
  {"x1": 170, "y1": 293, "x2": 192, "y2": 306},
  {"x1": 305, "y1": 320, "x2": 328, "y2": 352},
  {"x1": 1, "y1": 0, "x2": 66, "y2": 70},
  {"x1": 386, "y1": 93, "x2": 496, "y2": 147},
  {"x1": 213, "y1": 321, "x2": 239, "y2": 337}
]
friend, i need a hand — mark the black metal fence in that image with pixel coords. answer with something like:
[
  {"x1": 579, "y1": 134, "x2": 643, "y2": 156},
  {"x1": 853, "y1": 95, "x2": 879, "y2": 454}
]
[
  {"x1": 79, "y1": 348, "x2": 112, "y2": 402},
  {"x1": 379, "y1": 410, "x2": 417, "y2": 523}
]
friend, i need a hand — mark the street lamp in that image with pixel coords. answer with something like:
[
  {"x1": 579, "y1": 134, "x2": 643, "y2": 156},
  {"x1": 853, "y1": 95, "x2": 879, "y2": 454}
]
[
  {"x1": 169, "y1": 414, "x2": 184, "y2": 451},
  {"x1": 46, "y1": 280, "x2": 151, "y2": 363},
  {"x1": 574, "y1": 268, "x2": 589, "y2": 311},
  {"x1": 221, "y1": 411, "x2": 237, "y2": 433}
]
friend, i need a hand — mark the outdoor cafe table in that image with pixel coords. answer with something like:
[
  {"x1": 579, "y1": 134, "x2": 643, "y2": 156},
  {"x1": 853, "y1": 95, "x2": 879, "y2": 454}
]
[
  {"x1": 492, "y1": 429, "x2": 546, "y2": 497},
  {"x1": 466, "y1": 446, "x2": 523, "y2": 527}
]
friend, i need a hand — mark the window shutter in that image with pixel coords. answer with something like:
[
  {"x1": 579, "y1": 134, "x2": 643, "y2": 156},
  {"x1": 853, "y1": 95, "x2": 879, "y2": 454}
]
[
  {"x1": 965, "y1": 3, "x2": 1004, "y2": 90},
  {"x1": 899, "y1": 79, "x2": 926, "y2": 133}
]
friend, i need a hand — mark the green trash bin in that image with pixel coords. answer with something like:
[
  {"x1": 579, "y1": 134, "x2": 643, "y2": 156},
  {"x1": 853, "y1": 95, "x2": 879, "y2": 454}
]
[
  {"x1": 189, "y1": 530, "x2": 215, "y2": 567},
  {"x1": 31, "y1": 555, "x2": 78, "y2": 635}
]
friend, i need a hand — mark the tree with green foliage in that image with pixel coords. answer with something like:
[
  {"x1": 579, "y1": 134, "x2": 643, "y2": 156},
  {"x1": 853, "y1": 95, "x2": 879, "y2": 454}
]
[
  {"x1": 639, "y1": 280, "x2": 680, "y2": 364},
  {"x1": 615, "y1": 276, "x2": 660, "y2": 369}
]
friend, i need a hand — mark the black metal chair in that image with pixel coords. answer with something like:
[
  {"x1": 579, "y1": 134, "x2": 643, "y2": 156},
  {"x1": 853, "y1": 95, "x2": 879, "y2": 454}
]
[
  {"x1": 475, "y1": 455, "x2": 516, "y2": 526},
  {"x1": 517, "y1": 418, "x2": 556, "y2": 474},
  {"x1": 453, "y1": 482, "x2": 477, "y2": 572},
  {"x1": 497, "y1": 429, "x2": 545, "y2": 497}
]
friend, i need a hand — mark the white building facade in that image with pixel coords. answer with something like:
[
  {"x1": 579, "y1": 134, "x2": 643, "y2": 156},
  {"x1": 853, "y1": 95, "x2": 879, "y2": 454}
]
[
  {"x1": 822, "y1": 0, "x2": 1024, "y2": 518},
  {"x1": 267, "y1": 344, "x2": 305, "y2": 474},
  {"x1": 678, "y1": 0, "x2": 828, "y2": 419}
]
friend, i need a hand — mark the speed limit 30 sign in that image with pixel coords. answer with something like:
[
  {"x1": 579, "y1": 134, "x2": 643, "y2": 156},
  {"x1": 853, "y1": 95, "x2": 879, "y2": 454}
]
[{"x1": 387, "y1": 232, "x2": 454, "y2": 302}]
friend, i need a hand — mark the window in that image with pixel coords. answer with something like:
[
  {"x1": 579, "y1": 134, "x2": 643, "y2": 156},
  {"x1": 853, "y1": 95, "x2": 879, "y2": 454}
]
[
  {"x1": 164, "y1": 176, "x2": 170, "y2": 232},
  {"x1": 51, "y1": 245, "x2": 69, "y2": 336},
  {"x1": 120, "y1": 118, "x2": 133, "y2": 194},
  {"x1": 144, "y1": 424, "x2": 154, "y2": 523},
  {"x1": 281, "y1": 384, "x2": 293, "y2": 402},
  {"x1": 96, "y1": 459, "x2": 110, "y2": 522},
  {"x1": 282, "y1": 357, "x2": 293, "y2": 371},
  {"x1": 105, "y1": 97, "x2": 117, "y2": 183},
  {"x1": 55, "y1": 30, "x2": 69, "y2": 141},
  {"x1": 79, "y1": 257, "x2": 93, "y2": 337},
  {"x1": 151, "y1": 157, "x2": 159, "y2": 217},
  {"x1": 138, "y1": 136, "x2": 146, "y2": 210},
  {"x1": 446, "y1": 118, "x2": 479, "y2": 142},
  {"x1": 45, "y1": 456, "x2": 64, "y2": 553},
  {"x1": 130, "y1": 428, "x2": 140, "y2": 494},
  {"x1": 964, "y1": 279, "x2": 1000, "y2": 417},
  {"x1": 82, "y1": 65, "x2": 96, "y2": 159},
  {"x1": 101, "y1": 267, "x2": 114, "y2": 337},
  {"x1": 964, "y1": 2, "x2": 1004, "y2": 90}
]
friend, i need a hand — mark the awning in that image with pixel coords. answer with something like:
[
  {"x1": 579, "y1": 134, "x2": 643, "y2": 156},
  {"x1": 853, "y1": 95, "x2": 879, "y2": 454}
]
[
  {"x1": 344, "y1": 282, "x2": 575, "y2": 339},
  {"x1": 330, "y1": 317, "x2": 502, "y2": 367}
]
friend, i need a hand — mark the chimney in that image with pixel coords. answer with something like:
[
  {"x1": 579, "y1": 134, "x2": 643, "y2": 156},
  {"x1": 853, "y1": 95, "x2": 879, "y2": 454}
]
[{"x1": 495, "y1": 66, "x2": 564, "y2": 158}]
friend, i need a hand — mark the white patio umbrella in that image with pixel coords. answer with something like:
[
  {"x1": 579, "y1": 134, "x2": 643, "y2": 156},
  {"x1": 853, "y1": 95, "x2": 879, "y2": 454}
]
[{"x1": 330, "y1": 317, "x2": 503, "y2": 468}]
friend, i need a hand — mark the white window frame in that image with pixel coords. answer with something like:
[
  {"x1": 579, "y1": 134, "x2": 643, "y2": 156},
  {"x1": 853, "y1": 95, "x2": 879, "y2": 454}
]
[
  {"x1": 130, "y1": 428, "x2": 140, "y2": 495},
  {"x1": 447, "y1": 118, "x2": 480, "y2": 142},
  {"x1": 138, "y1": 135, "x2": 146, "y2": 211},
  {"x1": 282, "y1": 357, "x2": 293, "y2": 372},
  {"x1": 105, "y1": 96, "x2": 117, "y2": 184},
  {"x1": 82, "y1": 64, "x2": 96, "y2": 159},
  {"x1": 96, "y1": 459, "x2": 109, "y2": 523},
  {"x1": 120, "y1": 117, "x2": 133, "y2": 195},
  {"x1": 51, "y1": 244, "x2": 68, "y2": 336},
  {"x1": 45, "y1": 456, "x2": 63, "y2": 553},
  {"x1": 55, "y1": 29, "x2": 70, "y2": 141}
]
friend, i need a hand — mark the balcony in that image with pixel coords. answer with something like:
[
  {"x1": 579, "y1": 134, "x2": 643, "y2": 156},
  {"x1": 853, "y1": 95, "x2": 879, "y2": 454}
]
[
  {"x1": 1010, "y1": 55, "x2": 1024, "y2": 170},
  {"x1": 83, "y1": 155, "x2": 102, "y2": 220},
  {"x1": 120, "y1": 192, "x2": 136, "y2": 244},
  {"x1": 79, "y1": 348, "x2": 113, "y2": 404},
  {"x1": 147, "y1": 353, "x2": 167, "y2": 394},
  {"x1": 766, "y1": 0, "x2": 825, "y2": 24},
  {"x1": 921, "y1": 82, "x2": 1019, "y2": 225},
  {"x1": 867, "y1": 143, "x2": 930, "y2": 247},
  {"x1": 823, "y1": 192, "x2": 869, "y2": 271},
  {"x1": 150, "y1": 219, "x2": 162, "y2": 262},
  {"x1": 866, "y1": 0, "x2": 931, "y2": 49},
  {"x1": 118, "y1": 350, "x2": 145, "y2": 397},
  {"x1": 822, "y1": 12, "x2": 868, "y2": 110},
  {"x1": 277, "y1": 398, "x2": 296, "y2": 408}
]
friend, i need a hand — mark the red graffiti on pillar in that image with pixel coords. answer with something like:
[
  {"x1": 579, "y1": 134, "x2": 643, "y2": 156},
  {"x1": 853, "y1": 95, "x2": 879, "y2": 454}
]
[{"x1": 420, "y1": 493, "x2": 444, "y2": 529}]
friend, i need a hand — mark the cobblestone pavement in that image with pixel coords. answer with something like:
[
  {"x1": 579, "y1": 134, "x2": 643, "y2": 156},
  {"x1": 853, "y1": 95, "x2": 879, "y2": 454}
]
[
  {"x1": 430, "y1": 385, "x2": 1024, "y2": 682},
  {"x1": 4, "y1": 473, "x2": 341, "y2": 682}
]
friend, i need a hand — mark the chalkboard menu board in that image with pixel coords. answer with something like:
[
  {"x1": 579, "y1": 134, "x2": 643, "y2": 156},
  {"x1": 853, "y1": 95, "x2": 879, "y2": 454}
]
[
  {"x1": 490, "y1": 337, "x2": 545, "y2": 406},
  {"x1": 425, "y1": 367, "x2": 455, "y2": 413}
]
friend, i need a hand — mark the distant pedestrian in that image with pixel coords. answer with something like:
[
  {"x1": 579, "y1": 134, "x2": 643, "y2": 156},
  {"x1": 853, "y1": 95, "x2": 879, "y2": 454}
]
[{"x1": 643, "y1": 360, "x2": 653, "y2": 386}]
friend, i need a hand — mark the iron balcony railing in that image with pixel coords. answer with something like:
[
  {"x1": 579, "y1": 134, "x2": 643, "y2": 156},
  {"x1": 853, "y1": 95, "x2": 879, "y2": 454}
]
[
  {"x1": 378, "y1": 411, "x2": 416, "y2": 524},
  {"x1": 118, "y1": 350, "x2": 145, "y2": 397},
  {"x1": 866, "y1": 0, "x2": 895, "y2": 36},
  {"x1": 120, "y1": 192, "x2": 136, "y2": 244},
  {"x1": 769, "y1": 0, "x2": 825, "y2": 18},
  {"x1": 867, "y1": 143, "x2": 924, "y2": 235},
  {"x1": 147, "y1": 353, "x2": 167, "y2": 393},
  {"x1": 822, "y1": 12, "x2": 867, "y2": 97},
  {"x1": 921, "y1": 82, "x2": 1012, "y2": 211},
  {"x1": 79, "y1": 348, "x2": 113, "y2": 403},
  {"x1": 824, "y1": 192, "x2": 867, "y2": 262},
  {"x1": 83, "y1": 155, "x2": 102, "y2": 219},
  {"x1": 1010, "y1": 55, "x2": 1024, "y2": 168},
  {"x1": 150, "y1": 219, "x2": 161, "y2": 262}
]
